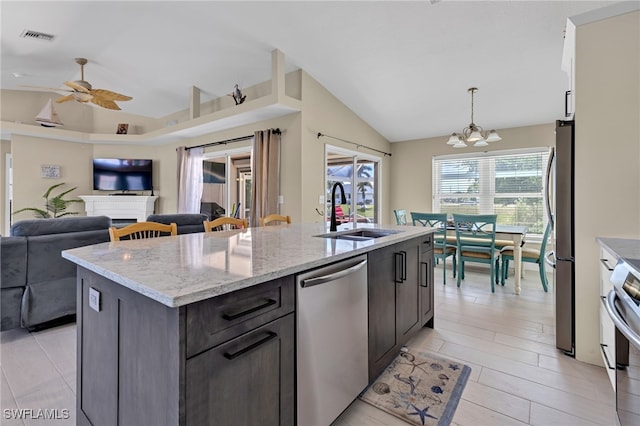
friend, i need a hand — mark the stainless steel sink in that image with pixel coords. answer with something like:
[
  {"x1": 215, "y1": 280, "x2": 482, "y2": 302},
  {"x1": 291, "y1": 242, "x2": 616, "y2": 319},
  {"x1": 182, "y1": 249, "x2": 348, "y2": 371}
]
[{"x1": 315, "y1": 229, "x2": 401, "y2": 241}]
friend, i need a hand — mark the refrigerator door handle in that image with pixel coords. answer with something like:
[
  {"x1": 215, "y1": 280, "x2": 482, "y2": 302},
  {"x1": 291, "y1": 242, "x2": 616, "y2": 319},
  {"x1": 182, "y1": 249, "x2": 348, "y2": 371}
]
[
  {"x1": 545, "y1": 250, "x2": 556, "y2": 269},
  {"x1": 545, "y1": 147, "x2": 555, "y2": 230}
]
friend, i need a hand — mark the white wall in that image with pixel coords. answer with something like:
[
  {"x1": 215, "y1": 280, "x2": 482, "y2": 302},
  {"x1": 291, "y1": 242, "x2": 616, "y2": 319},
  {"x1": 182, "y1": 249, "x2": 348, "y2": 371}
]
[{"x1": 574, "y1": 10, "x2": 640, "y2": 365}]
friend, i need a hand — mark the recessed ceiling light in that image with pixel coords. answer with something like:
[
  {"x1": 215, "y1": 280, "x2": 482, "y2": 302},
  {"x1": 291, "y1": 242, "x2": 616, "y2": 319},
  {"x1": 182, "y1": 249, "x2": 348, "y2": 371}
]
[{"x1": 12, "y1": 72, "x2": 26, "y2": 78}]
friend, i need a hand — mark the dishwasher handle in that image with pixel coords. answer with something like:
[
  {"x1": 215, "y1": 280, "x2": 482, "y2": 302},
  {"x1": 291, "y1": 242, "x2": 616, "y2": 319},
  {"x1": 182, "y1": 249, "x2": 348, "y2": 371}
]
[{"x1": 300, "y1": 258, "x2": 368, "y2": 288}]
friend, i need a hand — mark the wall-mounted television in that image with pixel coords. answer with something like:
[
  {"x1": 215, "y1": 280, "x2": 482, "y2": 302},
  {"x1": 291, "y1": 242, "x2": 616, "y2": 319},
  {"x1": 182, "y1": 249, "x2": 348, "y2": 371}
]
[{"x1": 93, "y1": 158, "x2": 153, "y2": 192}]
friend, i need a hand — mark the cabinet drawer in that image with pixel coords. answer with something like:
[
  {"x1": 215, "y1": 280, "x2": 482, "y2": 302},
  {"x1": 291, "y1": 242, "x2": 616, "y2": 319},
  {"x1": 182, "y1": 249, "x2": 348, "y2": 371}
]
[
  {"x1": 599, "y1": 299, "x2": 616, "y2": 390},
  {"x1": 599, "y1": 247, "x2": 617, "y2": 298},
  {"x1": 186, "y1": 276, "x2": 294, "y2": 357},
  {"x1": 419, "y1": 234, "x2": 434, "y2": 254},
  {"x1": 186, "y1": 314, "x2": 294, "y2": 426}
]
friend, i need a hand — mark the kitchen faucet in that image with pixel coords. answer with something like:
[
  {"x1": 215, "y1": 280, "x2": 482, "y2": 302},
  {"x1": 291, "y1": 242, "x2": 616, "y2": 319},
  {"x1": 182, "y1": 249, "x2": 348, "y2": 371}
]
[{"x1": 330, "y1": 182, "x2": 347, "y2": 232}]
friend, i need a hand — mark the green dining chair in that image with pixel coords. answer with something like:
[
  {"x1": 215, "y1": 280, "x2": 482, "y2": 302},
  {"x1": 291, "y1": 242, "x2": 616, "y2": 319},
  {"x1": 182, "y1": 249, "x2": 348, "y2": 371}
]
[
  {"x1": 393, "y1": 209, "x2": 408, "y2": 225},
  {"x1": 500, "y1": 221, "x2": 552, "y2": 292},
  {"x1": 411, "y1": 212, "x2": 456, "y2": 285},
  {"x1": 452, "y1": 213, "x2": 500, "y2": 292}
]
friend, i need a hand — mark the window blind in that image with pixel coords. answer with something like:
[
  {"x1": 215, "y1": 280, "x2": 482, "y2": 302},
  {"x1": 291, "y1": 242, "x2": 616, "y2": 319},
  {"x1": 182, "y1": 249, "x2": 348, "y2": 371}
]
[{"x1": 432, "y1": 148, "x2": 550, "y2": 235}]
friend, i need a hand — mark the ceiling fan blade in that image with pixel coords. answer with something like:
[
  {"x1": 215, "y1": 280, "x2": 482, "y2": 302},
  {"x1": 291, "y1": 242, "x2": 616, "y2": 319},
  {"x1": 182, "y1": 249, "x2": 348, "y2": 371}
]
[
  {"x1": 64, "y1": 81, "x2": 91, "y2": 93},
  {"x1": 56, "y1": 94, "x2": 75, "y2": 103},
  {"x1": 20, "y1": 85, "x2": 74, "y2": 93},
  {"x1": 91, "y1": 89, "x2": 132, "y2": 102},
  {"x1": 91, "y1": 96, "x2": 121, "y2": 110}
]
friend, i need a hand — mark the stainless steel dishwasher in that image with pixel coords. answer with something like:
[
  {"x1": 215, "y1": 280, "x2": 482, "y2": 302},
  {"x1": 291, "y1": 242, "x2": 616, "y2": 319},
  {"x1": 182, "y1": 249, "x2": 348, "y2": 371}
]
[{"x1": 296, "y1": 254, "x2": 369, "y2": 426}]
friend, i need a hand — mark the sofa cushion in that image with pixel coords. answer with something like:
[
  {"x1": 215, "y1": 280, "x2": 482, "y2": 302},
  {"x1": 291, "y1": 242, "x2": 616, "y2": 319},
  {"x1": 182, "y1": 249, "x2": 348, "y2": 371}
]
[
  {"x1": 11, "y1": 216, "x2": 112, "y2": 236},
  {"x1": 147, "y1": 214, "x2": 208, "y2": 234},
  {"x1": 1, "y1": 236, "x2": 27, "y2": 288}
]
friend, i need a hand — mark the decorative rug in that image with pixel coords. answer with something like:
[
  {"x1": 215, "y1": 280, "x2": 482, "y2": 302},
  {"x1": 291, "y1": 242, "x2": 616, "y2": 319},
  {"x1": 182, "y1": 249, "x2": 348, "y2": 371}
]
[{"x1": 359, "y1": 349, "x2": 471, "y2": 426}]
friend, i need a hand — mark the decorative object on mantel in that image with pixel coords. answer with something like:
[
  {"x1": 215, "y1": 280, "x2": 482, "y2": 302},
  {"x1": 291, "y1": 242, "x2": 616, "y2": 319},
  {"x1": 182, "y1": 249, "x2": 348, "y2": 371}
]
[
  {"x1": 21, "y1": 57, "x2": 132, "y2": 110},
  {"x1": 447, "y1": 87, "x2": 501, "y2": 148},
  {"x1": 35, "y1": 99, "x2": 63, "y2": 127},
  {"x1": 359, "y1": 348, "x2": 471, "y2": 426},
  {"x1": 116, "y1": 123, "x2": 129, "y2": 134},
  {"x1": 40, "y1": 164, "x2": 61, "y2": 179},
  {"x1": 229, "y1": 84, "x2": 246, "y2": 105},
  {"x1": 13, "y1": 182, "x2": 82, "y2": 218}
]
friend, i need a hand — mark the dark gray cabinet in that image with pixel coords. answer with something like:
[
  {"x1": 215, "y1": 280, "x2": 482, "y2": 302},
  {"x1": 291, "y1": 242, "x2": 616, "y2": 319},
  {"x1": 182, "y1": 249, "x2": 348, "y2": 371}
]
[
  {"x1": 186, "y1": 314, "x2": 294, "y2": 426},
  {"x1": 76, "y1": 267, "x2": 294, "y2": 426},
  {"x1": 420, "y1": 235, "x2": 434, "y2": 327},
  {"x1": 367, "y1": 235, "x2": 434, "y2": 380}
]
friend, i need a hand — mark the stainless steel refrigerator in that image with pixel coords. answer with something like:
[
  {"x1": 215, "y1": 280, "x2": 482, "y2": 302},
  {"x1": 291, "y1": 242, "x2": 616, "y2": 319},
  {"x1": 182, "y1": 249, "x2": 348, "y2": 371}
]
[{"x1": 545, "y1": 119, "x2": 575, "y2": 356}]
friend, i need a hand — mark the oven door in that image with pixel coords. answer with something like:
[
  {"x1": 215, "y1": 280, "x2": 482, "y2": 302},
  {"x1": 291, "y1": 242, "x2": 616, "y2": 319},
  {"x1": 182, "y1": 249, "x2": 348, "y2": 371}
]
[{"x1": 604, "y1": 291, "x2": 640, "y2": 426}]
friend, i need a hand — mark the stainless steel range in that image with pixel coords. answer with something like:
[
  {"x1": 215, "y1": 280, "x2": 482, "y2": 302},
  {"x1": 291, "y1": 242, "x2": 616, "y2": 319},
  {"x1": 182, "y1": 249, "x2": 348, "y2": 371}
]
[{"x1": 605, "y1": 260, "x2": 640, "y2": 426}]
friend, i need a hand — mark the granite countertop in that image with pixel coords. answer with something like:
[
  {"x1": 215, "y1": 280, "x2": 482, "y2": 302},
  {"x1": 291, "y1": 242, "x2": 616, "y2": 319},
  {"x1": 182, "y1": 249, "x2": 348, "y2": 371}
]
[{"x1": 62, "y1": 222, "x2": 434, "y2": 308}]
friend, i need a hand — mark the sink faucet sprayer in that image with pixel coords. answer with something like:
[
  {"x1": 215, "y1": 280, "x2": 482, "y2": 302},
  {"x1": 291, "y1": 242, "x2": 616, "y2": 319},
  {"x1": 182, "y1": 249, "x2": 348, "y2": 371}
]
[{"x1": 330, "y1": 182, "x2": 347, "y2": 232}]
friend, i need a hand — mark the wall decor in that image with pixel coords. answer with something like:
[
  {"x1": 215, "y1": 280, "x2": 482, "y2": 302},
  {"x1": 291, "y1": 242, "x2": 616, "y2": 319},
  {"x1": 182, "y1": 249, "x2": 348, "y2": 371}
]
[
  {"x1": 41, "y1": 164, "x2": 61, "y2": 179},
  {"x1": 116, "y1": 123, "x2": 129, "y2": 134}
]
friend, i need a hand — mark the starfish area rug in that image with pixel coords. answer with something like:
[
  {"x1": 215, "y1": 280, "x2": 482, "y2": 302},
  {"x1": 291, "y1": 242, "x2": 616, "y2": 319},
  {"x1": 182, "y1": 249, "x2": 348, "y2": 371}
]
[{"x1": 359, "y1": 349, "x2": 471, "y2": 426}]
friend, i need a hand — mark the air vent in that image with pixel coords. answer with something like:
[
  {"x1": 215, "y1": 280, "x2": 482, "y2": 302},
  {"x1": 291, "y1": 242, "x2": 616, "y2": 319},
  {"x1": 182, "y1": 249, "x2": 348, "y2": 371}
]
[{"x1": 20, "y1": 29, "x2": 55, "y2": 42}]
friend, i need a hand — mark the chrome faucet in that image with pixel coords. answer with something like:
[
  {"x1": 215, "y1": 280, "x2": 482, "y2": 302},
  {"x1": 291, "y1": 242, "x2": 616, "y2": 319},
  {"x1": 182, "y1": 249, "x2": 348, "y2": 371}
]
[{"x1": 330, "y1": 182, "x2": 347, "y2": 232}]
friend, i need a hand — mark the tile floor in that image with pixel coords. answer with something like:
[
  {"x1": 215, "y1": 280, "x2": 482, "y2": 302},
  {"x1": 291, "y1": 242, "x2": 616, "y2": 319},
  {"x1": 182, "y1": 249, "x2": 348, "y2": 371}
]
[{"x1": 1, "y1": 266, "x2": 617, "y2": 426}]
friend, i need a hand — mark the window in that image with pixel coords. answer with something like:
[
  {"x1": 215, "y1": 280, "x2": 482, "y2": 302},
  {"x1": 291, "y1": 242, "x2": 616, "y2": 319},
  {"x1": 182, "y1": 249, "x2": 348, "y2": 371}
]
[{"x1": 432, "y1": 148, "x2": 550, "y2": 235}]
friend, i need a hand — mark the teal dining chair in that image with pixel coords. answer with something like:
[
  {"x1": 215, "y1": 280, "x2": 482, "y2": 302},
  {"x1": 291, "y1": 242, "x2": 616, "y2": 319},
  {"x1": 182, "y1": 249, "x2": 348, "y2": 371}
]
[
  {"x1": 411, "y1": 212, "x2": 456, "y2": 285},
  {"x1": 500, "y1": 221, "x2": 552, "y2": 292},
  {"x1": 452, "y1": 213, "x2": 500, "y2": 292},
  {"x1": 393, "y1": 209, "x2": 408, "y2": 225}
]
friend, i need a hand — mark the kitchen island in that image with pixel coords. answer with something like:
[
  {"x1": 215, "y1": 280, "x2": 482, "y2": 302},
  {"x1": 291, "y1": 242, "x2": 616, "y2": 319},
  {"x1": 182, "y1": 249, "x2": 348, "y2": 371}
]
[{"x1": 62, "y1": 222, "x2": 436, "y2": 426}]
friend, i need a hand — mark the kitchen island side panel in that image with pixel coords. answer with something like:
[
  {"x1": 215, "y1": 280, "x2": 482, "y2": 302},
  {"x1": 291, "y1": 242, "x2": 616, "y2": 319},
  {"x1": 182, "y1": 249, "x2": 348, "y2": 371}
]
[{"x1": 77, "y1": 267, "x2": 184, "y2": 426}]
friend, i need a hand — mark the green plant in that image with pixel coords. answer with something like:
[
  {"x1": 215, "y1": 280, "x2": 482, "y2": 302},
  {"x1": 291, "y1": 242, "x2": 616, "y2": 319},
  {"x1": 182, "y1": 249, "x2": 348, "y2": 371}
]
[{"x1": 13, "y1": 183, "x2": 82, "y2": 218}]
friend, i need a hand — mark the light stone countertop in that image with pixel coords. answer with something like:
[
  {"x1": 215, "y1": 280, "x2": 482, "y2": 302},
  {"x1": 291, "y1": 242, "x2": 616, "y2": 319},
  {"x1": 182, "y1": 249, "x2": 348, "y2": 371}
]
[
  {"x1": 597, "y1": 237, "x2": 640, "y2": 262},
  {"x1": 62, "y1": 222, "x2": 435, "y2": 308}
]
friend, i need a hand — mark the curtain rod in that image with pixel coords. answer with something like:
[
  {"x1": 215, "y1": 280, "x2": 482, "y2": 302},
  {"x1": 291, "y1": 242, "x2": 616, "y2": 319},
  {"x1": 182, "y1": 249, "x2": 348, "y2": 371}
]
[
  {"x1": 316, "y1": 132, "x2": 391, "y2": 157},
  {"x1": 184, "y1": 128, "x2": 281, "y2": 151}
]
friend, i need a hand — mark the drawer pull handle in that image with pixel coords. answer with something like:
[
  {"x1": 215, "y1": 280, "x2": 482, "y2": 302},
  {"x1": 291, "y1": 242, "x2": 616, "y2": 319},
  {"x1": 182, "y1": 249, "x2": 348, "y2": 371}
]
[
  {"x1": 599, "y1": 343, "x2": 615, "y2": 370},
  {"x1": 224, "y1": 332, "x2": 277, "y2": 360},
  {"x1": 222, "y1": 298, "x2": 277, "y2": 321},
  {"x1": 599, "y1": 258, "x2": 615, "y2": 272},
  {"x1": 421, "y1": 262, "x2": 429, "y2": 288}
]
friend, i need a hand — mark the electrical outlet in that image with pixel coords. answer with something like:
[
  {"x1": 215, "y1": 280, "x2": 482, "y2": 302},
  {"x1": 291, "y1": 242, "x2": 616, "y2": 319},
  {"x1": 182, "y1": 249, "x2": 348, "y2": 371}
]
[
  {"x1": 278, "y1": 195, "x2": 284, "y2": 204},
  {"x1": 89, "y1": 287, "x2": 101, "y2": 312},
  {"x1": 319, "y1": 195, "x2": 325, "y2": 204}
]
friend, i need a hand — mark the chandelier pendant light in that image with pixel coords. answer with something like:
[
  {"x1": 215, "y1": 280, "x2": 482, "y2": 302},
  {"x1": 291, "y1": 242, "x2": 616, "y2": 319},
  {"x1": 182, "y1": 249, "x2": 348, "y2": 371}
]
[{"x1": 447, "y1": 87, "x2": 501, "y2": 148}]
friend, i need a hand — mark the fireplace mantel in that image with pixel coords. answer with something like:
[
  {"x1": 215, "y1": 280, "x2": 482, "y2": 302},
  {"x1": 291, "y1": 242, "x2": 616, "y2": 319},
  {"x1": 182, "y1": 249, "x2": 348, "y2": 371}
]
[{"x1": 79, "y1": 195, "x2": 158, "y2": 222}]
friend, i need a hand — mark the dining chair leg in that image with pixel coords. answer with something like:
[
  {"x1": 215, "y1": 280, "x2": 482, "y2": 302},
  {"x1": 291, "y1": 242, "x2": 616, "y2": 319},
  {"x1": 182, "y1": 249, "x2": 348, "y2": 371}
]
[
  {"x1": 502, "y1": 258, "x2": 510, "y2": 285},
  {"x1": 452, "y1": 254, "x2": 457, "y2": 278},
  {"x1": 456, "y1": 259, "x2": 463, "y2": 288},
  {"x1": 538, "y1": 262, "x2": 549, "y2": 292},
  {"x1": 442, "y1": 256, "x2": 447, "y2": 285}
]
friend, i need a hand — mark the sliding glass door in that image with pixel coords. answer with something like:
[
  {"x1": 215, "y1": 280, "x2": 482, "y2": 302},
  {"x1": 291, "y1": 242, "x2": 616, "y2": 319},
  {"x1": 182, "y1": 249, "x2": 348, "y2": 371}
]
[
  {"x1": 325, "y1": 145, "x2": 380, "y2": 226},
  {"x1": 202, "y1": 147, "x2": 252, "y2": 223}
]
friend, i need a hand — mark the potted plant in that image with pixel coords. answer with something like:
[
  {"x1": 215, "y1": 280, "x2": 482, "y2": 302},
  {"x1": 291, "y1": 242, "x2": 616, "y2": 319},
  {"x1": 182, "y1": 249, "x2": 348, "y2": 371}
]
[{"x1": 13, "y1": 182, "x2": 83, "y2": 218}]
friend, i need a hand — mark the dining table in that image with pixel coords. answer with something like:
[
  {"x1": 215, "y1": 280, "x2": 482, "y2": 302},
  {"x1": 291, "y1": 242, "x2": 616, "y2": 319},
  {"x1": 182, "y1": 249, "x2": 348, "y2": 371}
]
[{"x1": 444, "y1": 224, "x2": 529, "y2": 295}]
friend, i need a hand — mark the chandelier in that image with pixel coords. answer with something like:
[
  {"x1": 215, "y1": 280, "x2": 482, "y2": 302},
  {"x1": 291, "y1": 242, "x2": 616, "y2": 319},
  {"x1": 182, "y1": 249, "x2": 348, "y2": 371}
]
[{"x1": 447, "y1": 87, "x2": 501, "y2": 148}]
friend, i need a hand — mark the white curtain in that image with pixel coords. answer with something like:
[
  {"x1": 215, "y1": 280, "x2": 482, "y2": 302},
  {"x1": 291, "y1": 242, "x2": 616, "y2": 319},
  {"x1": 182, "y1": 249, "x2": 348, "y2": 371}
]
[
  {"x1": 177, "y1": 146, "x2": 204, "y2": 213},
  {"x1": 250, "y1": 129, "x2": 281, "y2": 226}
]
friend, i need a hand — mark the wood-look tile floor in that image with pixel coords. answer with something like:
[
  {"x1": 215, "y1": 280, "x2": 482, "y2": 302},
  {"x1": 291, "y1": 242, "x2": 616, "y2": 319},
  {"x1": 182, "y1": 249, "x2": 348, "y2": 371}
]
[{"x1": 0, "y1": 266, "x2": 616, "y2": 426}]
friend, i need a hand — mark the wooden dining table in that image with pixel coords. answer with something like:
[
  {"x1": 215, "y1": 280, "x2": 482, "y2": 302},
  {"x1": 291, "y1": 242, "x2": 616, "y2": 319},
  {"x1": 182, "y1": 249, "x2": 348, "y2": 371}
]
[{"x1": 444, "y1": 225, "x2": 529, "y2": 295}]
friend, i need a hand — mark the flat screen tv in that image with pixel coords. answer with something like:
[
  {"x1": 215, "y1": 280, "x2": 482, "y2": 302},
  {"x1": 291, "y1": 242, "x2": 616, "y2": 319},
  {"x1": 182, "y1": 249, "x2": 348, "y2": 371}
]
[{"x1": 93, "y1": 158, "x2": 153, "y2": 192}]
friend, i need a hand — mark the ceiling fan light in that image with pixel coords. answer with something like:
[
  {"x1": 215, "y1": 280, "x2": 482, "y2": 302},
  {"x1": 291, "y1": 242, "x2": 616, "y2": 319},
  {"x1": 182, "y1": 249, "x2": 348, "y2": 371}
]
[
  {"x1": 485, "y1": 130, "x2": 502, "y2": 142},
  {"x1": 447, "y1": 133, "x2": 460, "y2": 145}
]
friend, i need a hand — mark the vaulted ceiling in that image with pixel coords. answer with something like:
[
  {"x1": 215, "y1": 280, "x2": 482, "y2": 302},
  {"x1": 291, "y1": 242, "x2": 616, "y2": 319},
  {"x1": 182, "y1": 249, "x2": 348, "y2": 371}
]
[{"x1": 0, "y1": 1, "x2": 616, "y2": 142}]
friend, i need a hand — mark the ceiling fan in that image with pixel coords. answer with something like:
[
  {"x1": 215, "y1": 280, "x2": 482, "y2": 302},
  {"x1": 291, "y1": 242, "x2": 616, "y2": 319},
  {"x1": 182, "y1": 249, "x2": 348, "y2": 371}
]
[{"x1": 25, "y1": 58, "x2": 132, "y2": 110}]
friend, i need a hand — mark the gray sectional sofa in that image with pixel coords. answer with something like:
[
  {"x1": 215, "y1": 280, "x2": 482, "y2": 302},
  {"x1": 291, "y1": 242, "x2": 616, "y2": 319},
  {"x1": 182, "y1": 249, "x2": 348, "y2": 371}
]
[
  {"x1": 146, "y1": 213, "x2": 209, "y2": 234},
  {"x1": 1, "y1": 216, "x2": 112, "y2": 330}
]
